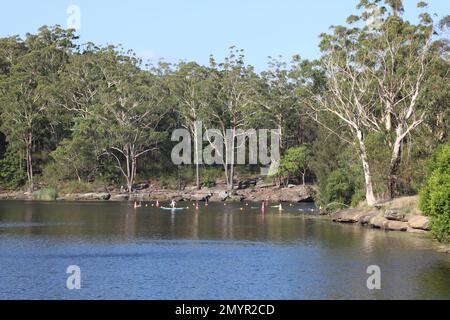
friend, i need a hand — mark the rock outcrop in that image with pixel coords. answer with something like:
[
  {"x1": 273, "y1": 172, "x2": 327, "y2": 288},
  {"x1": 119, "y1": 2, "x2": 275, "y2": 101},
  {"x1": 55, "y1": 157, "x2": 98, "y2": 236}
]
[
  {"x1": 359, "y1": 212, "x2": 379, "y2": 225},
  {"x1": 330, "y1": 209, "x2": 362, "y2": 223},
  {"x1": 330, "y1": 207, "x2": 428, "y2": 234},
  {"x1": 386, "y1": 220, "x2": 409, "y2": 231},
  {"x1": 110, "y1": 194, "x2": 129, "y2": 201},
  {"x1": 369, "y1": 216, "x2": 390, "y2": 229},
  {"x1": 61, "y1": 192, "x2": 111, "y2": 201},
  {"x1": 407, "y1": 215, "x2": 430, "y2": 231},
  {"x1": 384, "y1": 209, "x2": 406, "y2": 222}
]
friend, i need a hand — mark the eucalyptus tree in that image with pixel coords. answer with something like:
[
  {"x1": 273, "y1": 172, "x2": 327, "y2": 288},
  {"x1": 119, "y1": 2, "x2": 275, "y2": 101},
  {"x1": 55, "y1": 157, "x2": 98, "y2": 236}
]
[
  {"x1": 204, "y1": 48, "x2": 259, "y2": 190},
  {"x1": 168, "y1": 61, "x2": 211, "y2": 189},
  {"x1": 46, "y1": 44, "x2": 108, "y2": 182},
  {"x1": 310, "y1": 25, "x2": 380, "y2": 205},
  {"x1": 90, "y1": 47, "x2": 168, "y2": 192},
  {"x1": 0, "y1": 26, "x2": 76, "y2": 191},
  {"x1": 258, "y1": 57, "x2": 298, "y2": 151},
  {"x1": 306, "y1": 0, "x2": 444, "y2": 205},
  {"x1": 54, "y1": 43, "x2": 105, "y2": 119},
  {"x1": 351, "y1": 0, "x2": 443, "y2": 198}
]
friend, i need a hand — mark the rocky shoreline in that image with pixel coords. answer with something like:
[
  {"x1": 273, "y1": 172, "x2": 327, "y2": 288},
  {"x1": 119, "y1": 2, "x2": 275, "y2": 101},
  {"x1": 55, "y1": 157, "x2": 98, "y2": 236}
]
[
  {"x1": 0, "y1": 183, "x2": 316, "y2": 203},
  {"x1": 328, "y1": 198, "x2": 450, "y2": 253},
  {"x1": 330, "y1": 208, "x2": 430, "y2": 233},
  {"x1": 1, "y1": 189, "x2": 448, "y2": 253}
]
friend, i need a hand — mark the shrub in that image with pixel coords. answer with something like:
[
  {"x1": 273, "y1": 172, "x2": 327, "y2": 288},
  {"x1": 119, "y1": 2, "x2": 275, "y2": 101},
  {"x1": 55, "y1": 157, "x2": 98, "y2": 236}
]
[
  {"x1": 202, "y1": 167, "x2": 221, "y2": 188},
  {"x1": 278, "y1": 146, "x2": 310, "y2": 185},
  {"x1": 419, "y1": 141, "x2": 450, "y2": 243},
  {"x1": 32, "y1": 188, "x2": 58, "y2": 201},
  {"x1": 59, "y1": 180, "x2": 103, "y2": 194},
  {"x1": 0, "y1": 150, "x2": 26, "y2": 190},
  {"x1": 316, "y1": 169, "x2": 354, "y2": 210}
]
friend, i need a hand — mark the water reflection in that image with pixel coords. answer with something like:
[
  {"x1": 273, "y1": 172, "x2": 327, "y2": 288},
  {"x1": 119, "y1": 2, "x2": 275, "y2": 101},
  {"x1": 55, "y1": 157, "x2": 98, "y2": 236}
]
[{"x1": 0, "y1": 200, "x2": 449, "y2": 300}]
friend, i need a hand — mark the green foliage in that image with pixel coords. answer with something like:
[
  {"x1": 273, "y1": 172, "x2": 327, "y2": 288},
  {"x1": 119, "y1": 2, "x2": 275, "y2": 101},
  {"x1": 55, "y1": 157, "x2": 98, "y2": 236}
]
[
  {"x1": 318, "y1": 169, "x2": 354, "y2": 210},
  {"x1": 312, "y1": 130, "x2": 365, "y2": 209},
  {"x1": 32, "y1": 188, "x2": 58, "y2": 201},
  {"x1": 43, "y1": 132, "x2": 100, "y2": 186},
  {"x1": 365, "y1": 131, "x2": 390, "y2": 195},
  {"x1": 202, "y1": 167, "x2": 221, "y2": 188},
  {"x1": 278, "y1": 146, "x2": 309, "y2": 184},
  {"x1": 59, "y1": 180, "x2": 105, "y2": 194},
  {"x1": 0, "y1": 149, "x2": 26, "y2": 190},
  {"x1": 0, "y1": 7, "x2": 448, "y2": 204},
  {"x1": 419, "y1": 142, "x2": 450, "y2": 243},
  {"x1": 157, "y1": 174, "x2": 178, "y2": 190}
]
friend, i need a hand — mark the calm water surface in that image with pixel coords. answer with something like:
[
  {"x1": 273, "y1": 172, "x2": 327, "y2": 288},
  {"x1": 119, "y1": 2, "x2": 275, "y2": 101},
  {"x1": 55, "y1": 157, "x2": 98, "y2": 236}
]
[{"x1": 0, "y1": 200, "x2": 449, "y2": 300}]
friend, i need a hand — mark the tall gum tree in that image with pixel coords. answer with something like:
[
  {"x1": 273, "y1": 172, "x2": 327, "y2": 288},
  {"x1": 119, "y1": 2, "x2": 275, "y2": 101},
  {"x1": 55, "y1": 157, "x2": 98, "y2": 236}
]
[
  {"x1": 204, "y1": 48, "x2": 259, "y2": 190},
  {"x1": 304, "y1": 0, "x2": 446, "y2": 205},
  {"x1": 307, "y1": 25, "x2": 380, "y2": 206},
  {"x1": 168, "y1": 62, "x2": 211, "y2": 190},
  {"x1": 351, "y1": 0, "x2": 445, "y2": 198},
  {"x1": 0, "y1": 26, "x2": 76, "y2": 191},
  {"x1": 92, "y1": 48, "x2": 168, "y2": 192}
]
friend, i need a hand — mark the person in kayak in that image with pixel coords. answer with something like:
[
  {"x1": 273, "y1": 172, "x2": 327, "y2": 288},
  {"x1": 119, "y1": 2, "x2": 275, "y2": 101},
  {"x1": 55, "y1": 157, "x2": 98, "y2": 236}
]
[{"x1": 170, "y1": 199, "x2": 177, "y2": 208}]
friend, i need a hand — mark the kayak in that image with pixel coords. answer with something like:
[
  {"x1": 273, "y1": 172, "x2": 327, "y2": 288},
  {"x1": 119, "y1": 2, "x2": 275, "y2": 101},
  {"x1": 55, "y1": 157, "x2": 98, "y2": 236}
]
[{"x1": 160, "y1": 207, "x2": 186, "y2": 211}]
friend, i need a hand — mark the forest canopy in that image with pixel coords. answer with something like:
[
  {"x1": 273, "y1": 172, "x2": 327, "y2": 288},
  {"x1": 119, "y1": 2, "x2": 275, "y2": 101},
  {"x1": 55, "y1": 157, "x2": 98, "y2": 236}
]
[{"x1": 0, "y1": 1, "x2": 449, "y2": 213}]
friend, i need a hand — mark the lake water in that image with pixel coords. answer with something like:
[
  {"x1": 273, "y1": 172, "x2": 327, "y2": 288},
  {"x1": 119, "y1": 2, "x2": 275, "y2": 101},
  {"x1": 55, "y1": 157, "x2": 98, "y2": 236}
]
[{"x1": 0, "y1": 200, "x2": 449, "y2": 300}]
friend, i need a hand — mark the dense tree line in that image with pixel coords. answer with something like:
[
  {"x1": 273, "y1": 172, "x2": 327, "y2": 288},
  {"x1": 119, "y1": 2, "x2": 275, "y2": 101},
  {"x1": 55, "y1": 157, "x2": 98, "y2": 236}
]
[{"x1": 0, "y1": 1, "x2": 449, "y2": 214}]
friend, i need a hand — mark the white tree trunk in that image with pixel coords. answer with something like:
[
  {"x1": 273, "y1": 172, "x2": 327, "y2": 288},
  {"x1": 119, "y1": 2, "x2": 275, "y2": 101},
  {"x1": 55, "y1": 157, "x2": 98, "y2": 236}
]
[
  {"x1": 25, "y1": 132, "x2": 33, "y2": 192},
  {"x1": 356, "y1": 130, "x2": 376, "y2": 206}
]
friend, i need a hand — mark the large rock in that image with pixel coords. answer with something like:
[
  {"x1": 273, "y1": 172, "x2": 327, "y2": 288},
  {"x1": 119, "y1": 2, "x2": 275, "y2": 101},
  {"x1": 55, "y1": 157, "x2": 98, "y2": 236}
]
[
  {"x1": 359, "y1": 211, "x2": 379, "y2": 225},
  {"x1": 129, "y1": 193, "x2": 149, "y2": 201},
  {"x1": 436, "y1": 245, "x2": 450, "y2": 254},
  {"x1": 330, "y1": 209, "x2": 361, "y2": 223},
  {"x1": 407, "y1": 215, "x2": 430, "y2": 231},
  {"x1": 238, "y1": 179, "x2": 257, "y2": 190},
  {"x1": 190, "y1": 191, "x2": 213, "y2": 201},
  {"x1": 279, "y1": 186, "x2": 315, "y2": 203},
  {"x1": 406, "y1": 227, "x2": 427, "y2": 234},
  {"x1": 370, "y1": 216, "x2": 390, "y2": 229},
  {"x1": 384, "y1": 209, "x2": 406, "y2": 222},
  {"x1": 228, "y1": 194, "x2": 246, "y2": 202},
  {"x1": 0, "y1": 192, "x2": 30, "y2": 200},
  {"x1": 386, "y1": 220, "x2": 408, "y2": 231},
  {"x1": 65, "y1": 192, "x2": 111, "y2": 201},
  {"x1": 211, "y1": 191, "x2": 230, "y2": 202},
  {"x1": 172, "y1": 195, "x2": 185, "y2": 202},
  {"x1": 255, "y1": 181, "x2": 275, "y2": 188},
  {"x1": 110, "y1": 194, "x2": 129, "y2": 201},
  {"x1": 132, "y1": 183, "x2": 149, "y2": 191}
]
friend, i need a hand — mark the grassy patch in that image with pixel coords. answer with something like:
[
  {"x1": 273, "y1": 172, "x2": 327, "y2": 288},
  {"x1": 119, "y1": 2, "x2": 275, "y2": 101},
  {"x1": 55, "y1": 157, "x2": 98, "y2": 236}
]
[{"x1": 32, "y1": 188, "x2": 58, "y2": 201}]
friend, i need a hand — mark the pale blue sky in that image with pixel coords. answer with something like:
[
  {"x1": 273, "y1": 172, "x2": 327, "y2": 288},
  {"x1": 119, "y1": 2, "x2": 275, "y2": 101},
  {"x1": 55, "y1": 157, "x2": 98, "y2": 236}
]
[{"x1": 0, "y1": 0, "x2": 448, "y2": 69}]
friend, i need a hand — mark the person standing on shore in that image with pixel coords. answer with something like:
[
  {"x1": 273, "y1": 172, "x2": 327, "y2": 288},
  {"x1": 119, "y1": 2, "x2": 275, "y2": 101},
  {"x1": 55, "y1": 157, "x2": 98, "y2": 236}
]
[{"x1": 205, "y1": 194, "x2": 211, "y2": 206}]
